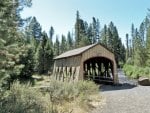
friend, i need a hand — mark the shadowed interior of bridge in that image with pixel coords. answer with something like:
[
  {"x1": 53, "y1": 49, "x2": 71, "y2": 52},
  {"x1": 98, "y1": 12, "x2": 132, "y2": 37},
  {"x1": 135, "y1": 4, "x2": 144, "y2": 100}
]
[{"x1": 83, "y1": 57, "x2": 114, "y2": 83}]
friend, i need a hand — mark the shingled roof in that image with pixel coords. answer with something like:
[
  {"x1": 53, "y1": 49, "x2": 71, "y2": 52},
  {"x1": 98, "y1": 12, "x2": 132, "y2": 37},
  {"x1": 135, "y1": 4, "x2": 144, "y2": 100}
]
[{"x1": 54, "y1": 43, "x2": 98, "y2": 59}]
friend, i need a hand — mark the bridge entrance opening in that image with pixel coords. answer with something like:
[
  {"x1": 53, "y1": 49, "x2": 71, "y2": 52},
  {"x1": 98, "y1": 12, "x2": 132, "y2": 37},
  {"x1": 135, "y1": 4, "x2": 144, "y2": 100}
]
[{"x1": 83, "y1": 57, "x2": 114, "y2": 84}]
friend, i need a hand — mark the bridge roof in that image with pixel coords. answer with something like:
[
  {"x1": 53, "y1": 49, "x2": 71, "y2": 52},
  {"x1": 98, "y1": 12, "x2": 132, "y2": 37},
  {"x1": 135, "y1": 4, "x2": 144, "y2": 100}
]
[
  {"x1": 54, "y1": 43, "x2": 112, "y2": 60},
  {"x1": 54, "y1": 44, "x2": 96, "y2": 59}
]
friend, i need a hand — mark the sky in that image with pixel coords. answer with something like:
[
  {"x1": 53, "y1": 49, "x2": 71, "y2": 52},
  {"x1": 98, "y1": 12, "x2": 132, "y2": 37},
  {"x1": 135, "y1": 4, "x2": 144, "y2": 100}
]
[{"x1": 21, "y1": 0, "x2": 150, "y2": 43}]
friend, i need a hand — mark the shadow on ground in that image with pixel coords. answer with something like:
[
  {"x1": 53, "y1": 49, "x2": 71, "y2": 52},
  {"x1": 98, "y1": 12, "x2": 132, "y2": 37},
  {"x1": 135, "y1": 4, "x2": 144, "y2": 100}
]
[{"x1": 99, "y1": 83, "x2": 137, "y2": 92}]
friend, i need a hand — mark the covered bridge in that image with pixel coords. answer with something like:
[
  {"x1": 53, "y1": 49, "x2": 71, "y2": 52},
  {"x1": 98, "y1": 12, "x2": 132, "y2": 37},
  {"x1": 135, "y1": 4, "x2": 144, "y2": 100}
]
[{"x1": 53, "y1": 43, "x2": 118, "y2": 84}]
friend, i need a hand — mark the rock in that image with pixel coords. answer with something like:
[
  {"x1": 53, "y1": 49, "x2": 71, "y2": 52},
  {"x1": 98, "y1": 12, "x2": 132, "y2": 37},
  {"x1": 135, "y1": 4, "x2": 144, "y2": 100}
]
[{"x1": 138, "y1": 77, "x2": 150, "y2": 86}]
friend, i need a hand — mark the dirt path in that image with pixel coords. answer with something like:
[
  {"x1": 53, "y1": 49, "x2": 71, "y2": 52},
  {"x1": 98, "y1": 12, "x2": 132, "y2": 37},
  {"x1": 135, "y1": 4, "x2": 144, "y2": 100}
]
[{"x1": 91, "y1": 69, "x2": 150, "y2": 113}]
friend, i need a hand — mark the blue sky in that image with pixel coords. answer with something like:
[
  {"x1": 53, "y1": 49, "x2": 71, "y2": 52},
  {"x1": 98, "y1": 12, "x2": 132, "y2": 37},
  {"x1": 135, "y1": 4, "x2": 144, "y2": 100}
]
[{"x1": 21, "y1": 0, "x2": 150, "y2": 43}]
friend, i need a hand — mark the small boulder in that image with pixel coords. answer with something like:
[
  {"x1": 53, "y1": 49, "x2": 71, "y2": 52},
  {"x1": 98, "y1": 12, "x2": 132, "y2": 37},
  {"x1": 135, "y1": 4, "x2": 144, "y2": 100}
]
[{"x1": 138, "y1": 77, "x2": 150, "y2": 86}]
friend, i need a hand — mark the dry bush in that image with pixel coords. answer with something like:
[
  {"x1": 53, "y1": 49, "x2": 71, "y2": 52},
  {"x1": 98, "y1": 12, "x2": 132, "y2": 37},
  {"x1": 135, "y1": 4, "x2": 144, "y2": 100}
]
[{"x1": 0, "y1": 81, "x2": 50, "y2": 113}]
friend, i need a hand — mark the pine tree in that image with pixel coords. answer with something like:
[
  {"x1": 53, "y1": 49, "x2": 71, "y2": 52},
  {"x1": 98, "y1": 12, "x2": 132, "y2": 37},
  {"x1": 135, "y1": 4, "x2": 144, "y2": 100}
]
[
  {"x1": 36, "y1": 31, "x2": 48, "y2": 74},
  {"x1": 54, "y1": 35, "x2": 60, "y2": 56},
  {"x1": 102, "y1": 22, "x2": 125, "y2": 66},
  {"x1": 36, "y1": 43, "x2": 45, "y2": 74},
  {"x1": 30, "y1": 36, "x2": 39, "y2": 51},
  {"x1": 92, "y1": 17, "x2": 97, "y2": 43},
  {"x1": 92, "y1": 17, "x2": 100, "y2": 43},
  {"x1": 112, "y1": 26, "x2": 121, "y2": 65},
  {"x1": 60, "y1": 35, "x2": 67, "y2": 53},
  {"x1": 107, "y1": 28, "x2": 113, "y2": 50},
  {"x1": 107, "y1": 22, "x2": 115, "y2": 51},
  {"x1": 87, "y1": 24, "x2": 93, "y2": 44},
  {"x1": 133, "y1": 28, "x2": 146, "y2": 67},
  {"x1": 96, "y1": 19, "x2": 100, "y2": 42},
  {"x1": 146, "y1": 26, "x2": 150, "y2": 66},
  {"x1": 0, "y1": 0, "x2": 32, "y2": 87},
  {"x1": 67, "y1": 31, "x2": 74, "y2": 50},
  {"x1": 139, "y1": 22, "x2": 145, "y2": 45},
  {"x1": 79, "y1": 35, "x2": 90, "y2": 47},
  {"x1": 49, "y1": 26, "x2": 54, "y2": 46},
  {"x1": 74, "y1": 11, "x2": 88, "y2": 47},
  {"x1": 44, "y1": 39, "x2": 54, "y2": 72},
  {"x1": 131, "y1": 23, "x2": 135, "y2": 60},
  {"x1": 101, "y1": 25, "x2": 108, "y2": 46},
  {"x1": 19, "y1": 46, "x2": 35, "y2": 80},
  {"x1": 75, "y1": 11, "x2": 80, "y2": 47},
  {"x1": 26, "y1": 16, "x2": 42, "y2": 39},
  {"x1": 126, "y1": 34, "x2": 129, "y2": 61},
  {"x1": 120, "y1": 43, "x2": 126, "y2": 64},
  {"x1": 49, "y1": 26, "x2": 54, "y2": 40}
]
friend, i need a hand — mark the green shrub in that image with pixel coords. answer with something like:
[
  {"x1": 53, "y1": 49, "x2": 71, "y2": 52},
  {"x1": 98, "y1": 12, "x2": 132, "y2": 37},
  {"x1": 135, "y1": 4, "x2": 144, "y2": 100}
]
[
  {"x1": 143, "y1": 67, "x2": 150, "y2": 77},
  {"x1": 0, "y1": 79, "x2": 99, "y2": 113},
  {"x1": 126, "y1": 57, "x2": 134, "y2": 65},
  {"x1": 74, "y1": 80, "x2": 99, "y2": 95},
  {"x1": 45, "y1": 78, "x2": 99, "y2": 104},
  {"x1": 131, "y1": 66, "x2": 140, "y2": 78},
  {"x1": 123, "y1": 64, "x2": 133, "y2": 77},
  {"x1": 123, "y1": 64, "x2": 150, "y2": 79},
  {"x1": 0, "y1": 81, "x2": 50, "y2": 113}
]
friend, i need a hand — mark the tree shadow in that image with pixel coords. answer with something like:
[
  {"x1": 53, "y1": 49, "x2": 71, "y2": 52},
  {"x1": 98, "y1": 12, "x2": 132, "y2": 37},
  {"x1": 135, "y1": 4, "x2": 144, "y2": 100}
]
[{"x1": 99, "y1": 83, "x2": 137, "y2": 92}]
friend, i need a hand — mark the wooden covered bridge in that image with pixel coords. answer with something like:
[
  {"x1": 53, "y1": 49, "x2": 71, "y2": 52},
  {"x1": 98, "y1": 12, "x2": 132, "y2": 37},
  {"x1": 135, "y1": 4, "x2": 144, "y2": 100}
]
[{"x1": 53, "y1": 43, "x2": 118, "y2": 84}]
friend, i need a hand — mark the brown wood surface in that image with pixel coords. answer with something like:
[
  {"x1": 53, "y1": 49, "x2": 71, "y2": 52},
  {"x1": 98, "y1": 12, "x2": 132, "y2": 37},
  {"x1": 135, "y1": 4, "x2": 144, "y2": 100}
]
[{"x1": 53, "y1": 44, "x2": 118, "y2": 84}]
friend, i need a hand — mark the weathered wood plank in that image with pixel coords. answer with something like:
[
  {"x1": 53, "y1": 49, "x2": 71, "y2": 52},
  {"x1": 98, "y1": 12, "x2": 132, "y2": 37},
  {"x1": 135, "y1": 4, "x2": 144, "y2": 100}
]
[{"x1": 53, "y1": 44, "x2": 118, "y2": 84}]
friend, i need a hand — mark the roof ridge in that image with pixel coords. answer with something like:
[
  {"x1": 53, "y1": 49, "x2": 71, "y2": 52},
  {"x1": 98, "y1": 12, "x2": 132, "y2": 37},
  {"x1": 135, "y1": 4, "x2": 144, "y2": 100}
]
[{"x1": 54, "y1": 43, "x2": 97, "y2": 59}]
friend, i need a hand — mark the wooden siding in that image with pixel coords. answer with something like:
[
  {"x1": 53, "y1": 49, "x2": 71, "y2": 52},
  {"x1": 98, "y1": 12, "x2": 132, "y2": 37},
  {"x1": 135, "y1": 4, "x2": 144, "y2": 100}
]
[
  {"x1": 53, "y1": 55, "x2": 81, "y2": 81},
  {"x1": 80, "y1": 44, "x2": 118, "y2": 83},
  {"x1": 54, "y1": 55, "x2": 81, "y2": 67},
  {"x1": 53, "y1": 44, "x2": 118, "y2": 84}
]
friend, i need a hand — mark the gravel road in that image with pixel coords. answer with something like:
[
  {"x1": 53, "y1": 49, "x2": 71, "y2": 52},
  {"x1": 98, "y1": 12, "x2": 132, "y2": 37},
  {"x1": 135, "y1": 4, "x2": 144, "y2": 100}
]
[{"x1": 91, "y1": 69, "x2": 150, "y2": 113}]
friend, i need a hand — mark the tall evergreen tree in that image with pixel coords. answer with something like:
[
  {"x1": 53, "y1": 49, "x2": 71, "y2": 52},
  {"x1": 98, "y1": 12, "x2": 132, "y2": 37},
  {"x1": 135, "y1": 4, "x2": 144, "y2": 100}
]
[
  {"x1": 67, "y1": 31, "x2": 74, "y2": 50},
  {"x1": 92, "y1": 17, "x2": 100, "y2": 43},
  {"x1": 101, "y1": 25, "x2": 108, "y2": 46},
  {"x1": 119, "y1": 43, "x2": 126, "y2": 64},
  {"x1": 26, "y1": 16, "x2": 42, "y2": 39},
  {"x1": 29, "y1": 36, "x2": 38, "y2": 51},
  {"x1": 60, "y1": 35, "x2": 67, "y2": 53},
  {"x1": 126, "y1": 34, "x2": 129, "y2": 61},
  {"x1": 19, "y1": 46, "x2": 35, "y2": 80},
  {"x1": 49, "y1": 26, "x2": 54, "y2": 46},
  {"x1": 96, "y1": 19, "x2": 100, "y2": 41},
  {"x1": 87, "y1": 24, "x2": 93, "y2": 44},
  {"x1": 49, "y1": 26, "x2": 54, "y2": 40},
  {"x1": 54, "y1": 35, "x2": 60, "y2": 56},
  {"x1": 139, "y1": 22, "x2": 145, "y2": 43},
  {"x1": 36, "y1": 31, "x2": 48, "y2": 74},
  {"x1": 112, "y1": 26, "x2": 122, "y2": 65},
  {"x1": 75, "y1": 10, "x2": 80, "y2": 47},
  {"x1": 0, "y1": 0, "x2": 32, "y2": 87},
  {"x1": 92, "y1": 17, "x2": 97, "y2": 43},
  {"x1": 107, "y1": 28, "x2": 113, "y2": 50},
  {"x1": 74, "y1": 11, "x2": 87, "y2": 47},
  {"x1": 101, "y1": 22, "x2": 125, "y2": 66},
  {"x1": 44, "y1": 39, "x2": 54, "y2": 72},
  {"x1": 146, "y1": 26, "x2": 150, "y2": 66},
  {"x1": 133, "y1": 28, "x2": 146, "y2": 67},
  {"x1": 131, "y1": 23, "x2": 135, "y2": 59}
]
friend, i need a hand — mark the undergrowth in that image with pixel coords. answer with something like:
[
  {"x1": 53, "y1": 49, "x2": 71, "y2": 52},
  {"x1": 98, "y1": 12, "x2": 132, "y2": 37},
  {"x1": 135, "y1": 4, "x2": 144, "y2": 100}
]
[
  {"x1": 0, "y1": 78, "x2": 101, "y2": 113},
  {"x1": 123, "y1": 64, "x2": 150, "y2": 79}
]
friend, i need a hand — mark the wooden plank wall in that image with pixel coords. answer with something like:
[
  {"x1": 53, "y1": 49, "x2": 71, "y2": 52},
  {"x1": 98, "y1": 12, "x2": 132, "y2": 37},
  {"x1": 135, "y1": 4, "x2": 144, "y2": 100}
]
[
  {"x1": 53, "y1": 55, "x2": 81, "y2": 82},
  {"x1": 53, "y1": 44, "x2": 118, "y2": 84}
]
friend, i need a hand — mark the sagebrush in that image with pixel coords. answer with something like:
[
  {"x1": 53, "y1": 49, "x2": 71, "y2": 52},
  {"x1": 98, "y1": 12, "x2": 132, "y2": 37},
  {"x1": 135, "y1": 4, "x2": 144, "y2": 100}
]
[{"x1": 0, "y1": 79, "x2": 100, "y2": 113}]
